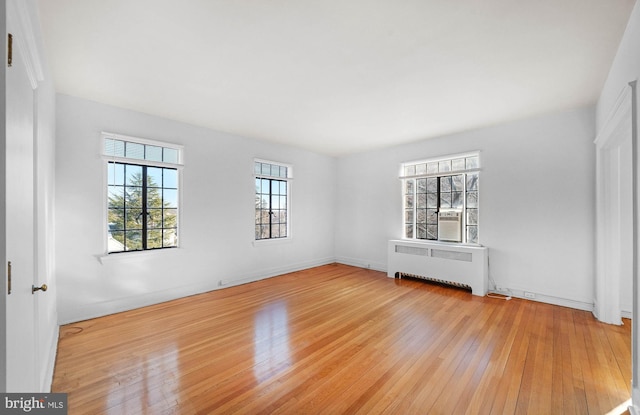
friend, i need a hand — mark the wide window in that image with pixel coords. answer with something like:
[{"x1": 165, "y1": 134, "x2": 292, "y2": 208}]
[
  {"x1": 255, "y1": 160, "x2": 290, "y2": 240},
  {"x1": 401, "y1": 153, "x2": 480, "y2": 244},
  {"x1": 104, "y1": 134, "x2": 182, "y2": 253}
]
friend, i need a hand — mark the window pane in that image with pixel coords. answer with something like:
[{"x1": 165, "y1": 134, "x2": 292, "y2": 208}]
[
  {"x1": 467, "y1": 226, "x2": 478, "y2": 243},
  {"x1": 146, "y1": 188, "x2": 163, "y2": 208},
  {"x1": 405, "y1": 210, "x2": 414, "y2": 223},
  {"x1": 108, "y1": 162, "x2": 125, "y2": 185},
  {"x1": 440, "y1": 176, "x2": 452, "y2": 192},
  {"x1": 261, "y1": 179, "x2": 270, "y2": 194},
  {"x1": 405, "y1": 179, "x2": 414, "y2": 194},
  {"x1": 426, "y1": 178, "x2": 437, "y2": 192},
  {"x1": 280, "y1": 181, "x2": 287, "y2": 195},
  {"x1": 163, "y1": 189, "x2": 178, "y2": 208},
  {"x1": 146, "y1": 145, "x2": 163, "y2": 162},
  {"x1": 125, "y1": 142, "x2": 145, "y2": 160},
  {"x1": 415, "y1": 163, "x2": 427, "y2": 175},
  {"x1": 105, "y1": 139, "x2": 125, "y2": 157},
  {"x1": 451, "y1": 192, "x2": 463, "y2": 208},
  {"x1": 279, "y1": 166, "x2": 287, "y2": 178},
  {"x1": 147, "y1": 230, "x2": 163, "y2": 249},
  {"x1": 427, "y1": 225, "x2": 438, "y2": 240},
  {"x1": 427, "y1": 209, "x2": 438, "y2": 224},
  {"x1": 163, "y1": 229, "x2": 178, "y2": 247},
  {"x1": 467, "y1": 209, "x2": 478, "y2": 225},
  {"x1": 262, "y1": 164, "x2": 271, "y2": 175},
  {"x1": 440, "y1": 193, "x2": 452, "y2": 208},
  {"x1": 427, "y1": 193, "x2": 438, "y2": 208},
  {"x1": 279, "y1": 224, "x2": 287, "y2": 238},
  {"x1": 452, "y1": 158, "x2": 465, "y2": 171},
  {"x1": 466, "y1": 156, "x2": 479, "y2": 170},
  {"x1": 255, "y1": 162, "x2": 262, "y2": 175},
  {"x1": 427, "y1": 163, "x2": 438, "y2": 174},
  {"x1": 109, "y1": 231, "x2": 125, "y2": 252},
  {"x1": 271, "y1": 165, "x2": 280, "y2": 177},
  {"x1": 452, "y1": 175, "x2": 464, "y2": 191},
  {"x1": 416, "y1": 179, "x2": 427, "y2": 193},
  {"x1": 108, "y1": 186, "x2": 124, "y2": 208},
  {"x1": 126, "y1": 165, "x2": 143, "y2": 186},
  {"x1": 439, "y1": 160, "x2": 451, "y2": 172},
  {"x1": 108, "y1": 209, "x2": 125, "y2": 230},
  {"x1": 404, "y1": 165, "x2": 416, "y2": 176},
  {"x1": 466, "y1": 173, "x2": 478, "y2": 191},
  {"x1": 405, "y1": 224, "x2": 414, "y2": 238},
  {"x1": 125, "y1": 230, "x2": 143, "y2": 251},
  {"x1": 125, "y1": 209, "x2": 143, "y2": 229},
  {"x1": 163, "y1": 148, "x2": 179, "y2": 164},
  {"x1": 125, "y1": 187, "x2": 143, "y2": 207},
  {"x1": 279, "y1": 210, "x2": 287, "y2": 224},
  {"x1": 417, "y1": 194, "x2": 427, "y2": 209},
  {"x1": 272, "y1": 225, "x2": 280, "y2": 238},
  {"x1": 417, "y1": 224, "x2": 427, "y2": 239},
  {"x1": 467, "y1": 191, "x2": 478, "y2": 208},
  {"x1": 147, "y1": 208, "x2": 162, "y2": 228},
  {"x1": 164, "y1": 209, "x2": 178, "y2": 228},
  {"x1": 416, "y1": 209, "x2": 426, "y2": 224},
  {"x1": 405, "y1": 194, "x2": 414, "y2": 209},
  {"x1": 147, "y1": 167, "x2": 163, "y2": 187},
  {"x1": 163, "y1": 169, "x2": 177, "y2": 189}
]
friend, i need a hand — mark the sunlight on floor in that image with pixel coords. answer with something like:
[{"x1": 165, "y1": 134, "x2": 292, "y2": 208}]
[{"x1": 606, "y1": 398, "x2": 632, "y2": 415}]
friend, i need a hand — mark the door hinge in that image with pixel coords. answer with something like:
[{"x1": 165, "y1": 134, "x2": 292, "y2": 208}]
[
  {"x1": 7, "y1": 261, "x2": 11, "y2": 295},
  {"x1": 8, "y1": 33, "x2": 12, "y2": 67}
]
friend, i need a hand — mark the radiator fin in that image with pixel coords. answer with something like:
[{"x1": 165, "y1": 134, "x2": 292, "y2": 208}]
[
  {"x1": 399, "y1": 272, "x2": 472, "y2": 292},
  {"x1": 395, "y1": 245, "x2": 428, "y2": 256},
  {"x1": 431, "y1": 249, "x2": 472, "y2": 262}
]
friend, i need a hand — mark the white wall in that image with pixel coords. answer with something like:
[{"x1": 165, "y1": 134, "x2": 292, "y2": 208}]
[
  {"x1": 335, "y1": 107, "x2": 596, "y2": 309},
  {"x1": 55, "y1": 94, "x2": 336, "y2": 323}
]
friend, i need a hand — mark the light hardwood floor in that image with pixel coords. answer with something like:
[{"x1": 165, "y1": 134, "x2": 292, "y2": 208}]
[{"x1": 52, "y1": 264, "x2": 631, "y2": 414}]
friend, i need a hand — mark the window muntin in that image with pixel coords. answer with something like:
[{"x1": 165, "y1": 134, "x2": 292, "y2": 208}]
[
  {"x1": 255, "y1": 161, "x2": 290, "y2": 240},
  {"x1": 104, "y1": 134, "x2": 182, "y2": 253},
  {"x1": 402, "y1": 154, "x2": 479, "y2": 244}
]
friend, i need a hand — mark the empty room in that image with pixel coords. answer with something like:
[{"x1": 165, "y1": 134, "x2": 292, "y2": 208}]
[{"x1": 3, "y1": 0, "x2": 640, "y2": 413}]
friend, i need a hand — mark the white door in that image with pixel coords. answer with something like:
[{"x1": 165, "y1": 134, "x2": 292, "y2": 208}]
[{"x1": 5, "y1": 23, "x2": 38, "y2": 391}]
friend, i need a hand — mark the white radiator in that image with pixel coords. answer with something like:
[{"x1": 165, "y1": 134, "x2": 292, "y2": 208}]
[{"x1": 387, "y1": 240, "x2": 488, "y2": 296}]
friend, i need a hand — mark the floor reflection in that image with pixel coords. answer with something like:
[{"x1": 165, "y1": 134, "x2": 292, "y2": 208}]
[
  {"x1": 106, "y1": 344, "x2": 180, "y2": 414},
  {"x1": 253, "y1": 301, "x2": 292, "y2": 383}
]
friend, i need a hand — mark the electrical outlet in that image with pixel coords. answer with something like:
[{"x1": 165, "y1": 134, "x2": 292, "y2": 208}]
[
  {"x1": 524, "y1": 292, "x2": 536, "y2": 299},
  {"x1": 496, "y1": 285, "x2": 508, "y2": 292}
]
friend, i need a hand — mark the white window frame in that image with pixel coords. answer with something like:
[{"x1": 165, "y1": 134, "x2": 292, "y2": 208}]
[
  {"x1": 101, "y1": 132, "x2": 184, "y2": 256},
  {"x1": 254, "y1": 158, "x2": 292, "y2": 244},
  {"x1": 400, "y1": 151, "x2": 480, "y2": 244}
]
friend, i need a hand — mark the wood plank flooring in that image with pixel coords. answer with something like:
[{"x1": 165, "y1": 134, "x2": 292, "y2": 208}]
[{"x1": 52, "y1": 264, "x2": 631, "y2": 414}]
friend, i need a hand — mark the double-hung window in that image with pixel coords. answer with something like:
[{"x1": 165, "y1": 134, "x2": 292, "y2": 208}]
[
  {"x1": 255, "y1": 160, "x2": 290, "y2": 240},
  {"x1": 104, "y1": 133, "x2": 182, "y2": 253},
  {"x1": 401, "y1": 153, "x2": 480, "y2": 244}
]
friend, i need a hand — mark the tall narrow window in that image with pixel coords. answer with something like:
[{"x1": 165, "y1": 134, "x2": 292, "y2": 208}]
[
  {"x1": 401, "y1": 153, "x2": 480, "y2": 244},
  {"x1": 255, "y1": 160, "x2": 290, "y2": 240},
  {"x1": 104, "y1": 134, "x2": 182, "y2": 253}
]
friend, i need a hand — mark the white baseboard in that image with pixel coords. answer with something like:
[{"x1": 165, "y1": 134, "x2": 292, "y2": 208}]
[
  {"x1": 489, "y1": 288, "x2": 593, "y2": 312},
  {"x1": 58, "y1": 257, "x2": 335, "y2": 324},
  {"x1": 334, "y1": 256, "x2": 386, "y2": 272}
]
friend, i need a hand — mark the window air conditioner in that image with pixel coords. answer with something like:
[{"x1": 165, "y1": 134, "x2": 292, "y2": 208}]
[{"x1": 438, "y1": 210, "x2": 462, "y2": 242}]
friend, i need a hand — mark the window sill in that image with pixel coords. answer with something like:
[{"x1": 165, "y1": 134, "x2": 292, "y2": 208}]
[
  {"x1": 97, "y1": 247, "x2": 181, "y2": 265},
  {"x1": 401, "y1": 239, "x2": 483, "y2": 248},
  {"x1": 252, "y1": 238, "x2": 293, "y2": 247}
]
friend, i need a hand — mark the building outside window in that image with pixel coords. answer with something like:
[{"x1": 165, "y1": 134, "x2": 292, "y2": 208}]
[
  {"x1": 401, "y1": 153, "x2": 480, "y2": 244},
  {"x1": 103, "y1": 133, "x2": 182, "y2": 253},
  {"x1": 255, "y1": 160, "x2": 291, "y2": 240}
]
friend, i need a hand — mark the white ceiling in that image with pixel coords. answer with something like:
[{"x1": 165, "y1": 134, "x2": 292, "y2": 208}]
[{"x1": 37, "y1": 0, "x2": 635, "y2": 156}]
